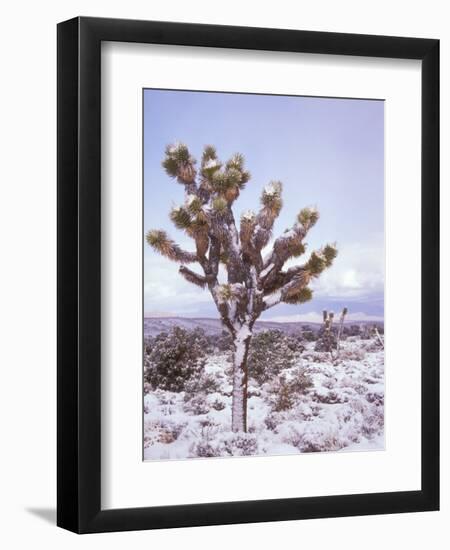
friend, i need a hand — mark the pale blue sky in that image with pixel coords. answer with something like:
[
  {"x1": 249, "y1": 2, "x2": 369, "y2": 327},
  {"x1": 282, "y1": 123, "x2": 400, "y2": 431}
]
[{"x1": 143, "y1": 89, "x2": 384, "y2": 322}]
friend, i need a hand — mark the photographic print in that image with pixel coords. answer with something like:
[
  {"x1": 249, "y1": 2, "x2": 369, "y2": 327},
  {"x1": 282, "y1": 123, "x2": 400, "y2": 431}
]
[{"x1": 143, "y1": 89, "x2": 384, "y2": 461}]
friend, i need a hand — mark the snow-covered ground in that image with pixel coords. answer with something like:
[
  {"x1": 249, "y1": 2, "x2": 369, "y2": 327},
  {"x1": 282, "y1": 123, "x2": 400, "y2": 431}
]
[{"x1": 143, "y1": 337, "x2": 384, "y2": 460}]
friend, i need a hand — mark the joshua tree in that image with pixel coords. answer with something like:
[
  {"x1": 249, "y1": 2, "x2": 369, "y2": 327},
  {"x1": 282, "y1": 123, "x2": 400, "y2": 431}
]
[
  {"x1": 315, "y1": 310, "x2": 336, "y2": 353},
  {"x1": 336, "y1": 307, "x2": 348, "y2": 356},
  {"x1": 146, "y1": 143, "x2": 337, "y2": 432}
]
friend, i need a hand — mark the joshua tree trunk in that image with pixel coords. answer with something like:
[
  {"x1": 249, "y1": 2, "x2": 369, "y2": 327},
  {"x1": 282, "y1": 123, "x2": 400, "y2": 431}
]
[{"x1": 231, "y1": 325, "x2": 252, "y2": 432}]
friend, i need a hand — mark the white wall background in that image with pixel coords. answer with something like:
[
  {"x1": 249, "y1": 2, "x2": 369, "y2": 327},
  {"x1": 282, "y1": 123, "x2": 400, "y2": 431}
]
[{"x1": 0, "y1": 1, "x2": 447, "y2": 548}]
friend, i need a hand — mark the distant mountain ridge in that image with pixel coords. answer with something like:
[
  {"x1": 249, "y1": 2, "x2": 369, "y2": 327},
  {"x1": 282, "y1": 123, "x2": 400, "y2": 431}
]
[{"x1": 144, "y1": 316, "x2": 383, "y2": 337}]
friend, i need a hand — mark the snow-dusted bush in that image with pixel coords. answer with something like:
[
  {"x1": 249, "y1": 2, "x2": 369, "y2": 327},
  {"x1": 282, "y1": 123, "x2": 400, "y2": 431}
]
[
  {"x1": 144, "y1": 327, "x2": 209, "y2": 391},
  {"x1": 184, "y1": 370, "x2": 222, "y2": 395},
  {"x1": 183, "y1": 365, "x2": 226, "y2": 415},
  {"x1": 314, "y1": 326, "x2": 337, "y2": 352},
  {"x1": 222, "y1": 433, "x2": 258, "y2": 456},
  {"x1": 143, "y1": 324, "x2": 385, "y2": 460},
  {"x1": 248, "y1": 330, "x2": 304, "y2": 384},
  {"x1": 190, "y1": 440, "x2": 223, "y2": 458},
  {"x1": 188, "y1": 419, "x2": 222, "y2": 457},
  {"x1": 360, "y1": 339, "x2": 383, "y2": 353},
  {"x1": 211, "y1": 397, "x2": 226, "y2": 411},
  {"x1": 183, "y1": 395, "x2": 210, "y2": 415},
  {"x1": 338, "y1": 347, "x2": 366, "y2": 361},
  {"x1": 144, "y1": 417, "x2": 187, "y2": 446},
  {"x1": 300, "y1": 324, "x2": 317, "y2": 341},
  {"x1": 343, "y1": 324, "x2": 361, "y2": 337},
  {"x1": 267, "y1": 367, "x2": 313, "y2": 412},
  {"x1": 214, "y1": 330, "x2": 233, "y2": 352}
]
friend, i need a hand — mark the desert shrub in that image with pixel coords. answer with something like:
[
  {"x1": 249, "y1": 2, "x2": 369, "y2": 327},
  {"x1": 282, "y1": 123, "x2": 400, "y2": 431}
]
[
  {"x1": 184, "y1": 371, "x2": 222, "y2": 395},
  {"x1": 344, "y1": 324, "x2": 361, "y2": 337},
  {"x1": 144, "y1": 418, "x2": 187, "y2": 446},
  {"x1": 359, "y1": 325, "x2": 373, "y2": 340},
  {"x1": 189, "y1": 429, "x2": 259, "y2": 458},
  {"x1": 211, "y1": 397, "x2": 226, "y2": 411},
  {"x1": 144, "y1": 336, "x2": 154, "y2": 355},
  {"x1": 214, "y1": 330, "x2": 233, "y2": 352},
  {"x1": 183, "y1": 369, "x2": 224, "y2": 414},
  {"x1": 183, "y1": 395, "x2": 210, "y2": 415},
  {"x1": 300, "y1": 324, "x2": 317, "y2": 341},
  {"x1": 268, "y1": 368, "x2": 313, "y2": 412},
  {"x1": 311, "y1": 388, "x2": 346, "y2": 404},
  {"x1": 190, "y1": 440, "x2": 222, "y2": 458},
  {"x1": 144, "y1": 327, "x2": 208, "y2": 391},
  {"x1": 248, "y1": 330, "x2": 304, "y2": 384},
  {"x1": 222, "y1": 433, "x2": 258, "y2": 456},
  {"x1": 366, "y1": 390, "x2": 384, "y2": 406},
  {"x1": 361, "y1": 339, "x2": 383, "y2": 353},
  {"x1": 300, "y1": 430, "x2": 343, "y2": 453},
  {"x1": 338, "y1": 347, "x2": 366, "y2": 361},
  {"x1": 314, "y1": 326, "x2": 338, "y2": 352},
  {"x1": 302, "y1": 350, "x2": 330, "y2": 364},
  {"x1": 189, "y1": 419, "x2": 222, "y2": 457}
]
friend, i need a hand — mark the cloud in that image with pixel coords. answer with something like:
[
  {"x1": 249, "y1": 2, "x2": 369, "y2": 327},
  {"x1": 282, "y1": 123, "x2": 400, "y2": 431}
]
[
  {"x1": 144, "y1": 237, "x2": 384, "y2": 316},
  {"x1": 144, "y1": 254, "x2": 213, "y2": 314},
  {"x1": 264, "y1": 312, "x2": 324, "y2": 323},
  {"x1": 310, "y1": 238, "x2": 384, "y2": 299}
]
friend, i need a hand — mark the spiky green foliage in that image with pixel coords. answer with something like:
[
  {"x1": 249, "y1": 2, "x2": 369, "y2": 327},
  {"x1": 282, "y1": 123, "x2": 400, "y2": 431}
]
[
  {"x1": 305, "y1": 251, "x2": 327, "y2": 276},
  {"x1": 202, "y1": 144, "x2": 217, "y2": 159},
  {"x1": 226, "y1": 167, "x2": 243, "y2": 188},
  {"x1": 283, "y1": 286, "x2": 313, "y2": 305},
  {"x1": 297, "y1": 207, "x2": 319, "y2": 228},
  {"x1": 240, "y1": 210, "x2": 256, "y2": 244},
  {"x1": 306, "y1": 244, "x2": 338, "y2": 277},
  {"x1": 201, "y1": 157, "x2": 221, "y2": 179},
  {"x1": 202, "y1": 149, "x2": 250, "y2": 196},
  {"x1": 287, "y1": 240, "x2": 306, "y2": 258},
  {"x1": 186, "y1": 194, "x2": 203, "y2": 215},
  {"x1": 322, "y1": 243, "x2": 338, "y2": 266},
  {"x1": 170, "y1": 206, "x2": 192, "y2": 230},
  {"x1": 212, "y1": 196, "x2": 228, "y2": 213},
  {"x1": 226, "y1": 153, "x2": 244, "y2": 171},
  {"x1": 241, "y1": 210, "x2": 256, "y2": 224},
  {"x1": 261, "y1": 181, "x2": 283, "y2": 215},
  {"x1": 146, "y1": 229, "x2": 197, "y2": 263},
  {"x1": 168, "y1": 142, "x2": 191, "y2": 163},
  {"x1": 216, "y1": 284, "x2": 233, "y2": 302},
  {"x1": 162, "y1": 142, "x2": 196, "y2": 184},
  {"x1": 211, "y1": 171, "x2": 234, "y2": 194}
]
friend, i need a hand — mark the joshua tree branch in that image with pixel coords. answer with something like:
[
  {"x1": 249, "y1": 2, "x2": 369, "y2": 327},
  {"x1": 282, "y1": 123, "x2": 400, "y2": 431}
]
[
  {"x1": 178, "y1": 266, "x2": 208, "y2": 288},
  {"x1": 263, "y1": 270, "x2": 311, "y2": 310},
  {"x1": 146, "y1": 230, "x2": 198, "y2": 264}
]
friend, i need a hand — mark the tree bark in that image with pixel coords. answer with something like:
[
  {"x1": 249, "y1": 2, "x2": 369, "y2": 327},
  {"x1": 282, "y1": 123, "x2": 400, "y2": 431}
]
[{"x1": 231, "y1": 326, "x2": 252, "y2": 433}]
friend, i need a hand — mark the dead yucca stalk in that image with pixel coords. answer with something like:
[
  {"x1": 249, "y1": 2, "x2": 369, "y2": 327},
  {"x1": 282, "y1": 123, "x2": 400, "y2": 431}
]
[
  {"x1": 373, "y1": 324, "x2": 384, "y2": 349},
  {"x1": 336, "y1": 307, "x2": 348, "y2": 357}
]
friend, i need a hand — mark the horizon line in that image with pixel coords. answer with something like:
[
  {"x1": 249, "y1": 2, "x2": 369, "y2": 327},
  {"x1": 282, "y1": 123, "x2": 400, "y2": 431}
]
[{"x1": 144, "y1": 314, "x2": 384, "y2": 323}]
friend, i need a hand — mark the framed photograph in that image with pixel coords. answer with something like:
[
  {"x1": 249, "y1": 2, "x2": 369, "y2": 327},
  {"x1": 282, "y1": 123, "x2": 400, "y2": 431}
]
[{"x1": 57, "y1": 17, "x2": 439, "y2": 533}]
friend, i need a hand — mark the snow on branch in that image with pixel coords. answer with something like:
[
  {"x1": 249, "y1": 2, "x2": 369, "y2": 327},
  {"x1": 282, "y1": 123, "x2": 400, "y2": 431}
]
[{"x1": 162, "y1": 142, "x2": 197, "y2": 186}]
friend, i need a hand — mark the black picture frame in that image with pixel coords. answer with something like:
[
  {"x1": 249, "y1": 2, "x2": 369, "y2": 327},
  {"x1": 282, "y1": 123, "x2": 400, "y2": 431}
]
[{"x1": 57, "y1": 16, "x2": 439, "y2": 533}]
